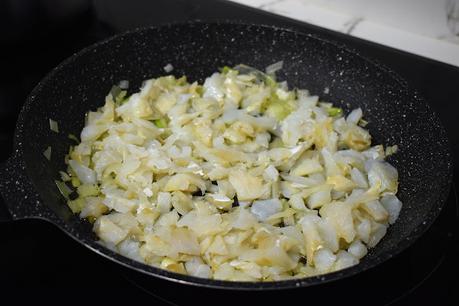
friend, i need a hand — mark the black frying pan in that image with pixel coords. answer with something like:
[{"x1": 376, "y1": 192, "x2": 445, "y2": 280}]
[{"x1": 0, "y1": 22, "x2": 453, "y2": 290}]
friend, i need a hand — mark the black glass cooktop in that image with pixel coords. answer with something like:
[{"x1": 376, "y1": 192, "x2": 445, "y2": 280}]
[{"x1": 0, "y1": 1, "x2": 458, "y2": 305}]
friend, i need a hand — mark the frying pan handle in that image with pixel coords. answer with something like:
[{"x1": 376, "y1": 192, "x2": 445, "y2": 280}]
[
  {"x1": 0, "y1": 153, "x2": 47, "y2": 223},
  {"x1": 0, "y1": 156, "x2": 15, "y2": 222}
]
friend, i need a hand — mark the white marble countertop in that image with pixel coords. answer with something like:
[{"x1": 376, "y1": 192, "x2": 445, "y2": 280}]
[{"x1": 230, "y1": 0, "x2": 459, "y2": 67}]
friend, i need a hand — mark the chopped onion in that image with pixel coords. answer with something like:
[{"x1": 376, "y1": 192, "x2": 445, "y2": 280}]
[
  {"x1": 348, "y1": 240, "x2": 367, "y2": 259},
  {"x1": 59, "y1": 171, "x2": 71, "y2": 182},
  {"x1": 143, "y1": 187, "x2": 153, "y2": 197},
  {"x1": 263, "y1": 165, "x2": 279, "y2": 182},
  {"x1": 55, "y1": 180, "x2": 72, "y2": 200},
  {"x1": 367, "y1": 223, "x2": 387, "y2": 248},
  {"x1": 43, "y1": 146, "x2": 52, "y2": 160},
  {"x1": 119, "y1": 80, "x2": 129, "y2": 89},
  {"x1": 250, "y1": 198, "x2": 282, "y2": 221},
  {"x1": 380, "y1": 194, "x2": 402, "y2": 224},
  {"x1": 385, "y1": 145, "x2": 398, "y2": 156},
  {"x1": 59, "y1": 65, "x2": 402, "y2": 281},
  {"x1": 49, "y1": 119, "x2": 59, "y2": 133},
  {"x1": 265, "y1": 61, "x2": 283, "y2": 75},
  {"x1": 164, "y1": 63, "x2": 174, "y2": 73},
  {"x1": 68, "y1": 160, "x2": 96, "y2": 184},
  {"x1": 334, "y1": 250, "x2": 358, "y2": 270},
  {"x1": 314, "y1": 248, "x2": 336, "y2": 271},
  {"x1": 68, "y1": 134, "x2": 80, "y2": 143},
  {"x1": 346, "y1": 108, "x2": 362, "y2": 124}
]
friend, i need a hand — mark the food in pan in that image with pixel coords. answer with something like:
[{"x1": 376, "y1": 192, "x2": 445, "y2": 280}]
[{"x1": 59, "y1": 64, "x2": 402, "y2": 281}]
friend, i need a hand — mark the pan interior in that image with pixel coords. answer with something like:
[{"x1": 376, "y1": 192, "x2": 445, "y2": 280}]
[{"x1": 17, "y1": 23, "x2": 452, "y2": 288}]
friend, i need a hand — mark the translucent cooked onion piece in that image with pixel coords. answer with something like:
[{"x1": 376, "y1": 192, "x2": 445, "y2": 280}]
[
  {"x1": 49, "y1": 119, "x2": 59, "y2": 133},
  {"x1": 43, "y1": 146, "x2": 52, "y2": 160},
  {"x1": 265, "y1": 61, "x2": 284, "y2": 75}
]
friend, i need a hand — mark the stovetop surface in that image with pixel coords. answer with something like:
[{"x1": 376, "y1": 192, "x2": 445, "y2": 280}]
[{"x1": 0, "y1": 1, "x2": 458, "y2": 305}]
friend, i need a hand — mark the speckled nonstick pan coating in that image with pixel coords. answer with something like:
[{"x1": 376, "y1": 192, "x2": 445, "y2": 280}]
[{"x1": 0, "y1": 22, "x2": 453, "y2": 290}]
